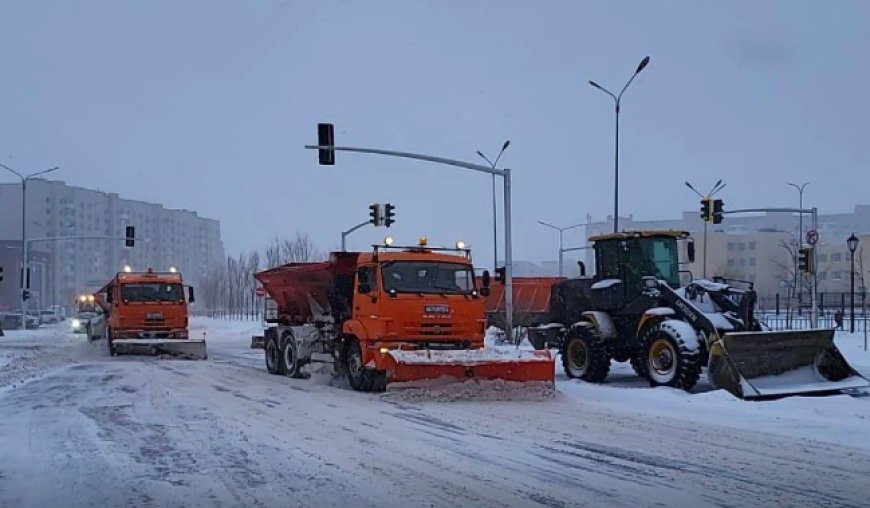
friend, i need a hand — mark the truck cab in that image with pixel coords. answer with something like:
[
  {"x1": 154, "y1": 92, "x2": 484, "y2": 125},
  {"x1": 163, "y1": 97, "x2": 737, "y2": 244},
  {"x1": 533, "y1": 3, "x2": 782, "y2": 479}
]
[
  {"x1": 97, "y1": 270, "x2": 194, "y2": 350},
  {"x1": 344, "y1": 246, "x2": 487, "y2": 361}
]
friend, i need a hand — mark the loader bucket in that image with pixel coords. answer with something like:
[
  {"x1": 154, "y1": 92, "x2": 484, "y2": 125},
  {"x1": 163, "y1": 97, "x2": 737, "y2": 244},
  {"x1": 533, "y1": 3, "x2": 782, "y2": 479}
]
[
  {"x1": 112, "y1": 338, "x2": 208, "y2": 360},
  {"x1": 384, "y1": 349, "x2": 555, "y2": 387},
  {"x1": 707, "y1": 329, "x2": 869, "y2": 399}
]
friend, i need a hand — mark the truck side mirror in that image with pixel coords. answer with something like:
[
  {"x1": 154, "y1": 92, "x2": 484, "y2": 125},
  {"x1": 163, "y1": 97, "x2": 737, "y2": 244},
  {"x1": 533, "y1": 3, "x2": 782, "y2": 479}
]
[
  {"x1": 105, "y1": 290, "x2": 113, "y2": 304},
  {"x1": 479, "y1": 286, "x2": 491, "y2": 297},
  {"x1": 482, "y1": 270, "x2": 491, "y2": 287},
  {"x1": 188, "y1": 286, "x2": 196, "y2": 303},
  {"x1": 577, "y1": 261, "x2": 586, "y2": 276},
  {"x1": 687, "y1": 240, "x2": 696, "y2": 263}
]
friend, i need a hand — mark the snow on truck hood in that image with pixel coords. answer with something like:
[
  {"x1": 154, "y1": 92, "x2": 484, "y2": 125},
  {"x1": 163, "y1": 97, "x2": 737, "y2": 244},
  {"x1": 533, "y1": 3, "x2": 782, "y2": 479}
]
[{"x1": 388, "y1": 348, "x2": 552, "y2": 365}]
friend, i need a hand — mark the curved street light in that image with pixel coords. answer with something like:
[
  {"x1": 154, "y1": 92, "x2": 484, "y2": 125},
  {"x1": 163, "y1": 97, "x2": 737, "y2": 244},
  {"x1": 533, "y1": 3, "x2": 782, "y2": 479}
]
[
  {"x1": 0, "y1": 163, "x2": 60, "y2": 329},
  {"x1": 848, "y1": 233, "x2": 860, "y2": 333},
  {"x1": 589, "y1": 56, "x2": 650, "y2": 233},
  {"x1": 477, "y1": 140, "x2": 511, "y2": 271},
  {"x1": 537, "y1": 220, "x2": 586, "y2": 277}
]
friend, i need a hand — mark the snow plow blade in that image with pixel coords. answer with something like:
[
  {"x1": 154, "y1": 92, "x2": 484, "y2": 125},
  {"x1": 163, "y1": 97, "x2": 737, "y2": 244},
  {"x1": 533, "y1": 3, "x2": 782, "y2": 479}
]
[
  {"x1": 384, "y1": 349, "x2": 555, "y2": 386},
  {"x1": 708, "y1": 329, "x2": 869, "y2": 399},
  {"x1": 112, "y1": 338, "x2": 208, "y2": 360}
]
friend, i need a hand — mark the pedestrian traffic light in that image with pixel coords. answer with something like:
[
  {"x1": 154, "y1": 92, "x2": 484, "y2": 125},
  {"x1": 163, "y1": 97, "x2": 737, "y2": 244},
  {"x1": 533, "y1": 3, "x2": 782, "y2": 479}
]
[
  {"x1": 317, "y1": 123, "x2": 335, "y2": 165},
  {"x1": 798, "y1": 246, "x2": 813, "y2": 274},
  {"x1": 494, "y1": 266, "x2": 506, "y2": 282},
  {"x1": 125, "y1": 226, "x2": 135, "y2": 247},
  {"x1": 383, "y1": 203, "x2": 395, "y2": 228},
  {"x1": 22, "y1": 289, "x2": 31, "y2": 301},
  {"x1": 700, "y1": 198, "x2": 713, "y2": 223},
  {"x1": 712, "y1": 199, "x2": 724, "y2": 224},
  {"x1": 369, "y1": 203, "x2": 381, "y2": 226}
]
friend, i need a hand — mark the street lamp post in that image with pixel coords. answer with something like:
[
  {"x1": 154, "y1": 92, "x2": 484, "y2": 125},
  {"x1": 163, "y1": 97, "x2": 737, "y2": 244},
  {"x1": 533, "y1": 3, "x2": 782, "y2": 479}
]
[
  {"x1": 477, "y1": 141, "x2": 510, "y2": 271},
  {"x1": 537, "y1": 220, "x2": 585, "y2": 277},
  {"x1": 684, "y1": 179, "x2": 725, "y2": 279},
  {"x1": 589, "y1": 56, "x2": 650, "y2": 234},
  {"x1": 1, "y1": 163, "x2": 59, "y2": 330},
  {"x1": 787, "y1": 182, "x2": 811, "y2": 308},
  {"x1": 847, "y1": 233, "x2": 859, "y2": 333}
]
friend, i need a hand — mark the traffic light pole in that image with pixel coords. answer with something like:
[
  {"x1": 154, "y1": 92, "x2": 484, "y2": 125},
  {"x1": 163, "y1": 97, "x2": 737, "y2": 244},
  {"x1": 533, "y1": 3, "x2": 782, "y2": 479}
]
[
  {"x1": 721, "y1": 206, "x2": 818, "y2": 327},
  {"x1": 305, "y1": 143, "x2": 518, "y2": 344},
  {"x1": 341, "y1": 220, "x2": 371, "y2": 252}
]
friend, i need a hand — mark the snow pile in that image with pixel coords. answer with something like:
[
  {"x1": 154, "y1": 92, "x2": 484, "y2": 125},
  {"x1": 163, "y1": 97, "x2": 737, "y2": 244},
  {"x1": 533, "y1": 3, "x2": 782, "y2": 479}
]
[{"x1": 383, "y1": 379, "x2": 556, "y2": 402}]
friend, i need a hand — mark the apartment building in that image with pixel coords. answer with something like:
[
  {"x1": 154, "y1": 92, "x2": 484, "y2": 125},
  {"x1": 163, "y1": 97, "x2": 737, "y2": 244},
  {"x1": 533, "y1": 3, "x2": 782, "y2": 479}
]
[{"x1": 0, "y1": 179, "x2": 225, "y2": 310}]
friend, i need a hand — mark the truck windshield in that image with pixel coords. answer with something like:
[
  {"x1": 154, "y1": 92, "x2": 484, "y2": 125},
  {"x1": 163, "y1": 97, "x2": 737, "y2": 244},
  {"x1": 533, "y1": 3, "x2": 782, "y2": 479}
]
[
  {"x1": 121, "y1": 283, "x2": 184, "y2": 302},
  {"x1": 381, "y1": 261, "x2": 474, "y2": 295}
]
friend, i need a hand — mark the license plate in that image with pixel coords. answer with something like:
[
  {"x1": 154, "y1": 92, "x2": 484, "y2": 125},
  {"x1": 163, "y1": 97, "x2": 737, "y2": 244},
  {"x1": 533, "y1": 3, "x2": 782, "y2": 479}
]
[
  {"x1": 146, "y1": 312, "x2": 164, "y2": 320},
  {"x1": 424, "y1": 305, "x2": 450, "y2": 314}
]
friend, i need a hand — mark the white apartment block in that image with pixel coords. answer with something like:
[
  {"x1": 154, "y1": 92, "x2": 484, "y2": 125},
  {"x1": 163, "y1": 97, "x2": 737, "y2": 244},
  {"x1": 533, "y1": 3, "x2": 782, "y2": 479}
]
[{"x1": 0, "y1": 179, "x2": 225, "y2": 310}]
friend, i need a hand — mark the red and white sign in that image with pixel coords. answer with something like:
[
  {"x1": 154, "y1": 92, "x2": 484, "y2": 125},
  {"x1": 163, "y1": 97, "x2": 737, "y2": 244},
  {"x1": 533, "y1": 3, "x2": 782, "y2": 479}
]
[{"x1": 255, "y1": 287, "x2": 266, "y2": 298}]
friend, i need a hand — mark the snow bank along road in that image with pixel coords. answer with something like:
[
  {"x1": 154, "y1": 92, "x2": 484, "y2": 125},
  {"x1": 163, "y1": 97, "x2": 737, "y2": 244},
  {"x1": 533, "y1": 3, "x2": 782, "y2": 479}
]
[{"x1": 1, "y1": 319, "x2": 869, "y2": 508}]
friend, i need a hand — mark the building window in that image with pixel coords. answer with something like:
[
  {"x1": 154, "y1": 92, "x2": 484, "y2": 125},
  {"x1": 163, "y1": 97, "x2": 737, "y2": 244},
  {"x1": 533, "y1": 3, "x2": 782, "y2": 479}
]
[
  {"x1": 748, "y1": 241, "x2": 756, "y2": 250},
  {"x1": 819, "y1": 272, "x2": 827, "y2": 280},
  {"x1": 738, "y1": 243, "x2": 746, "y2": 251},
  {"x1": 832, "y1": 253, "x2": 842, "y2": 262},
  {"x1": 727, "y1": 243, "x2": 735, "y2": 251},
  {"x1": 749, "y1": 258, "x2": 756, "y2": 266},
  {"x1": 818, "y1": 254, "x2": 828, "y2": 263},
  {"x1": 832, "y1": 271, "x2": 842, "y2": 280},
  {"x1": 727, "y1": 259, "x2": 735, "y2": 267},
  {"x1": 739, "y1": 259, "x2": 746, "y2": 267}
]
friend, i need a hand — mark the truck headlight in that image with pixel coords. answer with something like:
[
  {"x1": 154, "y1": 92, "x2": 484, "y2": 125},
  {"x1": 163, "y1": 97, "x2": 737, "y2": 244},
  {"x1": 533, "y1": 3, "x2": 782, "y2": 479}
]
[{"x1": 71, "y1": 319, "x2": 81, "y2": 328}]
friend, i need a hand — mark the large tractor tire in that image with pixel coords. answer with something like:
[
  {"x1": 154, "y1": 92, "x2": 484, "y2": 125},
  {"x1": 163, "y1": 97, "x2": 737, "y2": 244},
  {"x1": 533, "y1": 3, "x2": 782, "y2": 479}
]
[
  {"x1": 106, "y1": 327, "x2": 116, "y2": 356},
  {"x1": 560, "y1": 325, "x2": 611, "y2": 382},
  {"x1": 281, "y1": 333, "x2": 307, "y2": 379},
  {"x1": 346, "y1": 340, "x2": 386, "y2": 392},
  {"x1": 265, "y1": 337, "x2": 286, "y2": 375},
  {"x1": 639, "y1": 320, "x2": 702, "y2": 391}
]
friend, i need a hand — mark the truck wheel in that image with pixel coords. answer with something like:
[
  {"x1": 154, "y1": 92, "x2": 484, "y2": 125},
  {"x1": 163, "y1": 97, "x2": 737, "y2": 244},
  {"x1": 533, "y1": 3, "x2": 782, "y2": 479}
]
[
  {"x1": 106, "y1": 328, "x2": 116, "y2": 356},
  {"x1": 640, "y1": 321, "x2": 702, "y2": 390},
  {"x1": 629, "y1": 354, "x2": 647, "y2": 378},
  {"x1": 282, "y1": 335, "x2": 306, "y2": 379},
  {"x1": 265, "y1": 337, "x2": 286, "y2": 375},
  {"x1": 346, "y1": 340, "x2": 386, "y2": 392},
  {"x1": 560, "y1": 326, "x2": 610, "y2": 382}
]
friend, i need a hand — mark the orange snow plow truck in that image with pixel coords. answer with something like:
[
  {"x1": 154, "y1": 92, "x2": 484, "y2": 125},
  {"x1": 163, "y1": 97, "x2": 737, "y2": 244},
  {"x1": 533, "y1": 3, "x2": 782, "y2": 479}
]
[
  {"x1": 94, "y1": 269, "x2": 206, "y2": 359},
  {"x1": 252, "y1": 241, "x2": 554, "y2": 391}
]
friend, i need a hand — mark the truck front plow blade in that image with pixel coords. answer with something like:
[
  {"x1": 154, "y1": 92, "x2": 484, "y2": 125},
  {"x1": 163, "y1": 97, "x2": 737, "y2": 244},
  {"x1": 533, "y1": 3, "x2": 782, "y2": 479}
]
[
  {"x1": 113, "y1": 338, "x2": 208, "y2": 360},
  {"x1": 384, "y1": 349, "x2": 555, "y2": 386},
  {"x1": 708, "y1": 329, "x2": 868, "y2": 399}
]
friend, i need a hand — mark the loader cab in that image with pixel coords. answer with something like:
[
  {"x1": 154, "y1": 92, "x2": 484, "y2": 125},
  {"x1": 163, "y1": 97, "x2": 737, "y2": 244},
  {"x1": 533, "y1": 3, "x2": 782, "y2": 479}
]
[{"x1": 590, "y1": 231, "x2": 689, "y2": 307}]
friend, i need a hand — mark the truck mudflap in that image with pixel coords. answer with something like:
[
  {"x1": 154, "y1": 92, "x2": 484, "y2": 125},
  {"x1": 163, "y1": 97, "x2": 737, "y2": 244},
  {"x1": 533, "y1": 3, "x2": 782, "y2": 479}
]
[
  {"x1": 383, "y1": 349, "x2": 555, "y2": 386},
  {"x1": 112, "y1": 338, "x2": 208, "y2": 360},
  {"x1": 707, "y1": 329, "x2": 869, "y2": 399}
]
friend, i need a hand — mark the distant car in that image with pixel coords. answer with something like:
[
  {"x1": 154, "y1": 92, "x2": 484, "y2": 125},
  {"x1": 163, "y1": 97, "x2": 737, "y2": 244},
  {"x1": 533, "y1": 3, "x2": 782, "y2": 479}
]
[
  {"x1": 3, "y1": 312, "x2": 40, "y2": 329},
  {"x1": 38, "y1": 310, "x2": 60, "y2": 324}
]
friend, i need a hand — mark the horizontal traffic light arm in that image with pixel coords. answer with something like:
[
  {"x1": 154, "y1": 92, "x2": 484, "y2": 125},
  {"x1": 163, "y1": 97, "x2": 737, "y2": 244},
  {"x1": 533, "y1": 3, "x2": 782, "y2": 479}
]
[
  {"x1": 304, "y1": 145, "x2": 506, "y2": 177},
  {"x1": 27, "y1": 235, "x2": 137, "y2": 245}
]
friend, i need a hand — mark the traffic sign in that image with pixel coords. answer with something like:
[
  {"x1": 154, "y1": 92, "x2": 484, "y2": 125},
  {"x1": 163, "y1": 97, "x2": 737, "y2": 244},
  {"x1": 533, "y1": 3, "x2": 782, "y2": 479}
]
[
  {"x1": 806, "y1": 230, "x2": 819, "y2": 245},
  {"x1": 255, "y1": 287, "x2": 266, "y2": 298}
]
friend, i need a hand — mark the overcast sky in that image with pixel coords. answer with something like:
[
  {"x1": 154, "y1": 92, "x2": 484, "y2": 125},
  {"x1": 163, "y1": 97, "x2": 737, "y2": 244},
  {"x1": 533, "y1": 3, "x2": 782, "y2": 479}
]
[{"x1": 1, "y1": 0, "x2": 868, "y2": 264}]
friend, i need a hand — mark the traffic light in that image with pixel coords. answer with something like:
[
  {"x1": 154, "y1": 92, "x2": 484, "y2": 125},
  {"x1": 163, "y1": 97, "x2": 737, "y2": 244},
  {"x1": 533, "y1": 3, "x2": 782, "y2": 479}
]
[
  {"x1": 369, "y1": 203, "x2": 381, "y2": 226},
  {"x1": 383, "y1": 203, "x2": 395, "y2": 227},
  {"x1": 494, "y1": 266, "x2": 506, "y2": 282},
  {"x1": 22, "y1": 289, "x2": 31, "y2": 301},
  {"x1": 700, "y1": 198, "x2": 713, "y2": 223},
  {"x1": 798, "y1": 246, "x2": 813, "y2": 274},
  {"x1": 125, "y1": 226, "x2": 135, "y2": 247},
  {"x1": 317, "y1": 123, "x2": 335, "y2": 165},
  {"x1": 0, "y1": 265, "x2": 3, "y2": 282},
  {"x1": 712, "y1": 199, "x2": 724, "y2": 224}
]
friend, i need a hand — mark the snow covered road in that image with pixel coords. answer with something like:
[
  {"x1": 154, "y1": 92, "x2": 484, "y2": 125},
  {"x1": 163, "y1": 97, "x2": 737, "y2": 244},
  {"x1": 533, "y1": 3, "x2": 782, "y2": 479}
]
[{"x1": 1, "y1": 319, "x2": 869, "y2": 507}]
